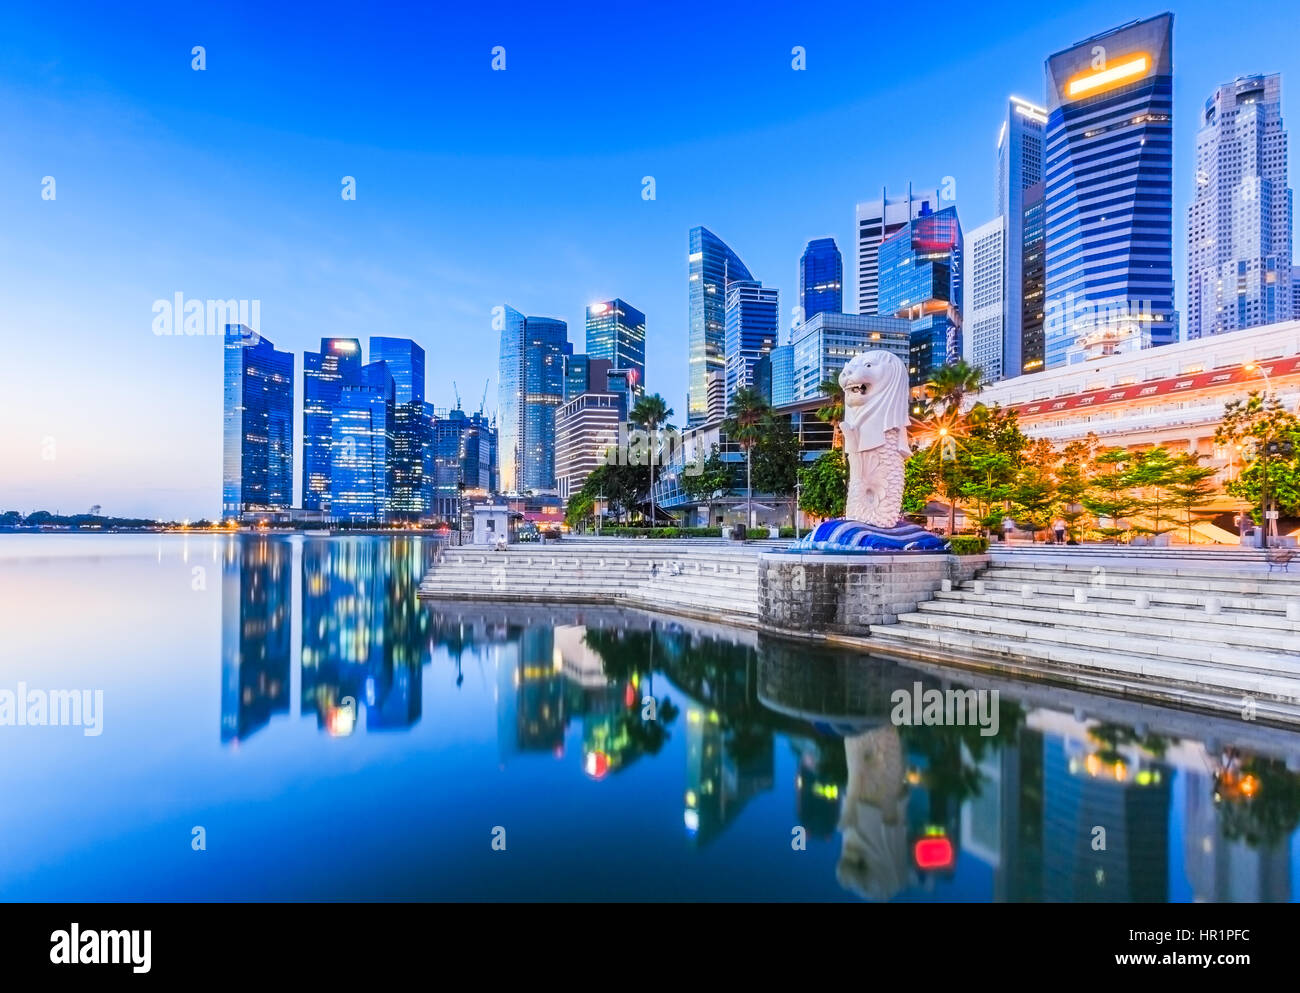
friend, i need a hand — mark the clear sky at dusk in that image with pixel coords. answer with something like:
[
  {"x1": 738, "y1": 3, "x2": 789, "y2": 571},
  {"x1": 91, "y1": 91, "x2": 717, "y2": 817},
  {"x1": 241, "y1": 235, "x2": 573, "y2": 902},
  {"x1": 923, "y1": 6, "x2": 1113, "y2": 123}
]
[{"x1": 2, "y1": 0, "x2": 1297, "y2": 518}]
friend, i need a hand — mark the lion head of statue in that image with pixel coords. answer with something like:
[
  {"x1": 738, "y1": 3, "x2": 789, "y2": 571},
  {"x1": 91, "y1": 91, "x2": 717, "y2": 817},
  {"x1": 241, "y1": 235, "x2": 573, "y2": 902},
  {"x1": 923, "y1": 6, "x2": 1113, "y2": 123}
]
[{"x1": 838, "y1": 350, "x2": 911, "y2": 454}]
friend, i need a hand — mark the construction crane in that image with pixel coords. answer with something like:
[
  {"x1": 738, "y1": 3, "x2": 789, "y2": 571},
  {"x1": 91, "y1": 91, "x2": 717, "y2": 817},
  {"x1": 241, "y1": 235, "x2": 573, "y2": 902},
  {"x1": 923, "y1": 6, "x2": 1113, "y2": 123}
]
[
  {"x1": 479, "y1": 378, "x2": 489, "y2": 415},
  {"x1": 452, "y1": 381, "x2": 462, "y2": 412}
]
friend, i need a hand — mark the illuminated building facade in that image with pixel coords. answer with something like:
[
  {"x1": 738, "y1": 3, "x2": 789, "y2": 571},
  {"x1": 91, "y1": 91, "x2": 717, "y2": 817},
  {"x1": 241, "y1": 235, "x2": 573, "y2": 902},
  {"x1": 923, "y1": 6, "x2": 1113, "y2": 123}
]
[
  {"x1": 585, "y1": 299, "x2": 646, "y2": 395},
  {"x1": 855, "y1": 185, "x2": 939, "y2": 316},
  {"x1": 330, "y1": 360, "x2": 395, "y2": 522},
  {"x1": 1187, "y1": 74, "x2": 1292, "y2": 339},
  {"x1": 302, "y1": 338, "x2": 362, "y2": 512},
  {"x1": 498, "y1": 305, "x2": 568, "y2": 493},
  {"x1": 997, "y1": 96, "x2": 1048, "y2": 378},
  {"x1": 555, "y1": 392, "x2": 623, "y2": 500},
  {"x1": 688, "y1": 226, "x2": 754, "y2": 425},
  {"x1": 723, "y1": 279, "x2": 779, "y2": 405},
  {"x1": 222, "y1": 324, "x2": 294, "y2": 519},
  {"x1": 789, "y1": 311, "x2": 911, "y2": 403},
  {"x1": 878, "y1": 205, "x2": 963, "y2": 386},
  {"x1": 800, "y1": 237, "x2": 843, "y2": 321},
  {"x1": 1043, "y1": 13, "x2": 1176, "y2": 367},
  {"x1": 964, "y1": 217, "x2": 1006, "y2": 380}
]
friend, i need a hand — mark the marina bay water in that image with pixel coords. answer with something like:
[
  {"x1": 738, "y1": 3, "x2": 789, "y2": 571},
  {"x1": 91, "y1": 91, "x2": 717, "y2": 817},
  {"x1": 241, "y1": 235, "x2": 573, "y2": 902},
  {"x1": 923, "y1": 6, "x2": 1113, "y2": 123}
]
[{"x1": 1, "y1": 533, "x2": 1298, "y2": 902}]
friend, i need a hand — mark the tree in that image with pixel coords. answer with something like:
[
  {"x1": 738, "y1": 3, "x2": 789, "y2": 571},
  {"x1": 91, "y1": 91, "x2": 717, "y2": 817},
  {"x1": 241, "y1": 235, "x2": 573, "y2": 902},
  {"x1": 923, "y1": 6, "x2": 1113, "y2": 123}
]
[
  {"x1": 1169, "y1": 452, "x2": 1219, "y2": 544},
  {"x1": 629, "y1": 393, "x2": 674, "y2": 525},
  {"x1": 1124, "y1": 446, "x2": 1183, "y2": 539},
  {"x1": 902, "y1": 452, "x2": 938, "y2": 519},
  {"x1": 960, "y1": 452, "x2": 1016, "y2": 536},
  {"x1": 1011, "y1": 462, "x2": 1056, "y2": 541},
  {"x1": 916, "y1": 361, "x2": 985, "y2": 534},
  {"x1": 1055, "y1": 435, "x2": 1099, "y2": 543},
  {"x1": 799, "y1": 449, "x2": 848, "y2": 521},
  {"x1": 565, "y1": 490, "x2": 594, "y2": 530},
  {"x1": 815, "y1": 378, "x2": 845, "y2": 449},
  {"x1": 722, "y1": 387, "x2": 769, "y2": 529},
  {"x1": 681, "y1": 444, "x2": 733, "y2": 527},
  {"x1": 581, "y1": 460, "x2": 643, "y2": 525},
  {"x1": 920, "y1": 360, "x2": 984, "y2": 421},
  {"x1": 753, "y1": 413, "x2": 801, "y2": 524},
  {"x1": 1082, "y1": 448, "x2": 1137, "y2": 543},
  {"x1": 1217, "y1": 392, "x2": 1300, "y2": 540}
]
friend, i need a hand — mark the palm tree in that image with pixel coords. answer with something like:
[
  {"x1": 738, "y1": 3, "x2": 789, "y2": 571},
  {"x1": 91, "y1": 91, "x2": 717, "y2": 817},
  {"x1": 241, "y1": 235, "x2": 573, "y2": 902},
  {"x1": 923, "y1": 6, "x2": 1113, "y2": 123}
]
[
  {"x1": 723, "y1": 387, "x2": 769, "y2": 533},
  {"x1": 920, "y1": 361, "x2": 984, "y2": 536},
  {"x1": 815, "y1": 377, "x2": 845, "y2": 449},
  {"x1": 630, "y1": 393, "x2": 673, "y2": 525}
]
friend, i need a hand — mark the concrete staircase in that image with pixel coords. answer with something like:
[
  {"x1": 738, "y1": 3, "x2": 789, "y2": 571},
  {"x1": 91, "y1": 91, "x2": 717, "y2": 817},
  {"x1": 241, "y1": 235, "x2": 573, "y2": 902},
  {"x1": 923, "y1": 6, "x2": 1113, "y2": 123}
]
[
  {"x1": 869, "y1": 560, "x2": 1300, "y2": 722},
  {"x1": 417, "y1": 539, "x2": 763, "y2": 621}
]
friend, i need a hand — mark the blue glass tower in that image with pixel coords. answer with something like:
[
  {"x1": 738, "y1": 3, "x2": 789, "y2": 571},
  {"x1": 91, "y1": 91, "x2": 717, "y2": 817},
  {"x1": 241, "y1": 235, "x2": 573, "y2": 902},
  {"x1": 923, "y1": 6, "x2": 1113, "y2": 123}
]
[
  {"x1": 878, "y1": 206, "x2": 964, "y2": 386},
  {"x1": 498, "y1": 306, "x2": 568, "y2": 493},
  {"x1": 723, "y1": 280, "x2": 779, "y2": 405},
  {"x1": 799, "y1": 238, "x2": 843, "y2": 321},
  {"x1": 688, "y1": 227, "x2": 754, "y2": 425},
  {"x1": 302, "y1": 338, "x2": 362, "y2": 511},
  {"x1": 369, "y1": 337, "x2": 425, "y2": 405},
  {"x1": 222, "y1": 324, "x2": 294, "y2": 519},
  {"x1": 330, "y1": 361, "x2": 395, "y2": 522},
  {"x1": 585, "y1": 299, "x2": 646, "y2": 394},
  {"x1": 1043, "y1": 13, "x2": 1175, "y2": 367}
]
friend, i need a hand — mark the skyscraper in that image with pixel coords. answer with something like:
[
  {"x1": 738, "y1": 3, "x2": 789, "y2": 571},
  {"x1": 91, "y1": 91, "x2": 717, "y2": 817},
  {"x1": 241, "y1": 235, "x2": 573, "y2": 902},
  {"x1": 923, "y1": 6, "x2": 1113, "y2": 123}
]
[
  {"x1": 369, "y1": 337, "x2": 426, "y2": 405},
  {"x1": 330, "y1": 361, "x2": 394, "y2": 522},
  {"x1": 855, "y1": 185, "x2": 940, "y2": 316},
  {"x1": 1187, "y1": 74, "x2": 1293, "y2": 339},
  {"x1": 996, "y1": 96, "x2": 1047, "y2": 378},
  {"x1": 688, "y1": 226, "x2": 754, "y2": 425},
  {"x1": 878, "y1": 206, "x2": 964, "y2": 386},
  {"x1": 723, "y1": 279, "x2": 779, "y2": 404},
  {"x1": 800, "y1": 238, "x2": 843, "y2": 321},
  {"x1": 585, "y1": 299, "x2": 646, "y2": 393},
  {"x1": 498, "y1": 305, "x2": 568, "y2": 493},
  {"x1": 790, "y1": 312, "x2": 911, "y2": 402},
  {"x1": 964, "y1": 217, "x2": 1006, "y2": 380},
  {"x1": 302, "y1": 338, "x2": 362, "y2": 511},
  {"x1": 1043, "y1": 13, "x2": 1176, "y2": 367},
  {"x1": 1022, "y1": 181, "x2": 1048, "y2": 374},
  {"x1": 222, "y1": 324, "x2": 294, "y2": 519}
]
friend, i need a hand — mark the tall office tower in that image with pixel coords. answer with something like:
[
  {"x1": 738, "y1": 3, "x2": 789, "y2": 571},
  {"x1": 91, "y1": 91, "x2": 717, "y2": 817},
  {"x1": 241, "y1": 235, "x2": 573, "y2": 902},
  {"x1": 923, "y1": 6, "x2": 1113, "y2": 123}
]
[
  {"x1": 222, "y1": 324, "x2": 294, "y2": 519},
  {"x1": 790, "y1": 312, "x2": 911, "y2": 402},
  {"x1": 498, "y1": 305, "x2": 568, "y2": 493},
  {"x1": 585, "y1": 299, "x2": 646, "y2": 393},
  {"x1": 1187, "y1": 74, "x2": 1292, "y2": 339},
  {"x1": 1021, "y1": 182, "x2": 1047, "y2": 373},
  {"x1": 723, "y1": 280, "x2": 779, "y2": 405},
  {"x1": 1294, "y1": 266, "x2": 1300, "y2": 318},
  {"x1": 855, "y1": 185, "x2": 940, "y2": 316},
  {"x1": 555, "y1": 393, "x2": 623, "y2": 500},
  {"x1": 429, "y1": 407, "x2": 467, "y2": 520},
  {"x1": 878, "y1": 205, "x2": 964, "y2": 386},
  {"x1": 800, "y1": 238, "x2": 843, "y2": 321},
  {"x1": 389, "y1": 399, "x2": 431, "y2": 518},
  {"x1": 461, "y1": 410, "x2": 496, "y2": 494},
  {"x1": 330, "y1": 361, "x2": 395, "y2": 522},
  {"x1": 996, "y1": 96, "x2": 1047, "y2": 377},
  {"x1": 769, "y1": 342, "x2": 795, "y2": 407},
  {"x1": 302, "y1": 338, "x2": 362, "y2": 510},
  {"x1": 369, "y1": 337, "x2": 426, "y2": 405},
  {"x1": 965, "y1": 217, "x2": 1007, "y2": 380},
  {"x1": 1043, "y1": 13, "x2": 1176, "y2": 367},
  {"x1": 688, "y1": 226, "x2": 754, "y2": 425}
]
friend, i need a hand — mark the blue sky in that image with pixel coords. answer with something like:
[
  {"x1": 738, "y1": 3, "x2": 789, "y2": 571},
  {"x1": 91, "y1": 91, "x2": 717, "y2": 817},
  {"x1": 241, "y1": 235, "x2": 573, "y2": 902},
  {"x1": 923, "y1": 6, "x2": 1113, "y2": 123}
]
[{"x1": 2, "y1": 0, "x2": 1297, "y2": 519}]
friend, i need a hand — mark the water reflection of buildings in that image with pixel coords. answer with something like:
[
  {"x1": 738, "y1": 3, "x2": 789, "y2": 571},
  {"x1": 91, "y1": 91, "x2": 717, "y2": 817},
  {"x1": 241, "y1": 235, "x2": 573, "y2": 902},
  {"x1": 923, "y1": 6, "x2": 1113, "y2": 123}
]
[
  {"x1": 220, "y1": 535, "x2": 435, "y2": 741},
  {"x1": 221, "y1": 537, "x2": 291, "y2": 742}
]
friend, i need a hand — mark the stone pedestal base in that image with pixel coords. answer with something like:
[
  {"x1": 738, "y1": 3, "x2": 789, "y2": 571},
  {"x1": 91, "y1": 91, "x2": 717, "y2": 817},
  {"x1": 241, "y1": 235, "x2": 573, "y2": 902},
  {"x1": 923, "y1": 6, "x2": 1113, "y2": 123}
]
[{"x1": 758, "y1": 552, "x2": 987, "y2": 637}]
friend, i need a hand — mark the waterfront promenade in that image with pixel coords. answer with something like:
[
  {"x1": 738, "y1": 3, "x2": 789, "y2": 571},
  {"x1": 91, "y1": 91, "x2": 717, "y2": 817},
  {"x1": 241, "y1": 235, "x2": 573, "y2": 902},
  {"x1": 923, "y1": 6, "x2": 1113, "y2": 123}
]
[{"x1": 420, "y1": 538, "x2": 1300, "y2": 727}]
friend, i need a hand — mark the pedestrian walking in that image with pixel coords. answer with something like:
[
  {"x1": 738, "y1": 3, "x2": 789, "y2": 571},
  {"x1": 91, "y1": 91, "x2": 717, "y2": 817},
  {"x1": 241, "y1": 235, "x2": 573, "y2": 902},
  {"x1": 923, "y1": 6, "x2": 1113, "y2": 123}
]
[{"x1": 1053, "y1": 518, "x2": 1066, "y2": 545}]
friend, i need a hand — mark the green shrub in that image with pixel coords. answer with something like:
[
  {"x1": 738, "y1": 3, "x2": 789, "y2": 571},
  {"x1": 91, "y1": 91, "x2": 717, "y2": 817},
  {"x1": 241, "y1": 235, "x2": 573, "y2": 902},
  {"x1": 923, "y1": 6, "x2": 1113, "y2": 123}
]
[{"x1": 948, "y1": 535, "x2": 989, "y2": 555}]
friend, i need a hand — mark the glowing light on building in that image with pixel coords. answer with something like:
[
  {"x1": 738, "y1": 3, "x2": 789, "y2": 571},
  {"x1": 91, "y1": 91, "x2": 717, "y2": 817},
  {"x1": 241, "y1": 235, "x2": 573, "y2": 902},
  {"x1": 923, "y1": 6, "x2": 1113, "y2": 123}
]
[{"x1": 1066, "y1": 54, "x2": 1150, "y2": 100}]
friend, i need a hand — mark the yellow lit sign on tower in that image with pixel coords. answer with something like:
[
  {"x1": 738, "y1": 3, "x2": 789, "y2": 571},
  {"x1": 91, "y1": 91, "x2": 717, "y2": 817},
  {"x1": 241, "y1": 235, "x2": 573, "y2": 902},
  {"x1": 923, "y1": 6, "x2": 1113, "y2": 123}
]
[{"x1": 1065, "y1": 54, "x2": 1151, "y2": 100}]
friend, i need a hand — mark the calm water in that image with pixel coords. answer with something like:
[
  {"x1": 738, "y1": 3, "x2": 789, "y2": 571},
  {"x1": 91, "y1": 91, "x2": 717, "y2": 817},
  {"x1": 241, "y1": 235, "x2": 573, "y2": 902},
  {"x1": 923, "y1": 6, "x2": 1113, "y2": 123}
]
[{"x1": 1, "y1": 533, "x2": 1298, "y2": 902}]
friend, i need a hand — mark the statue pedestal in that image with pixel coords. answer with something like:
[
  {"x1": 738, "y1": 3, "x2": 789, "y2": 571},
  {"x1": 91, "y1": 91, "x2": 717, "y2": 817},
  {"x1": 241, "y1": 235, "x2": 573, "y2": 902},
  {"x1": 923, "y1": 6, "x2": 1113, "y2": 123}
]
[{"x1": 758, "y1": 551, "x2": 987, "y2": 638}]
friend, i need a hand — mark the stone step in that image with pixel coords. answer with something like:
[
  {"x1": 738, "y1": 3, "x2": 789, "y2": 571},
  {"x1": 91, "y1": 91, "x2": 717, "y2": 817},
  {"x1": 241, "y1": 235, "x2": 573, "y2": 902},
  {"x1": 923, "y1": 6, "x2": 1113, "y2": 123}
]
[
  {"x1": 983, "y1": 566, "x2": 1300, "y2": 595},
  {"x1": 890, "y1": 610, "x2": 1300, "y2": 677},
  {"x1": 934, "y1": 589, "x2": 1299, "y2": 630},
  {"x1": 866, "y1": 624, "x2": 1300, "y2": 703},
  {"x1": 917, "y1": 597, "x2": 1300, "y2": 652},
  {"x1": 973, "y1": 577, "x2": 1298, "y2": 614}
]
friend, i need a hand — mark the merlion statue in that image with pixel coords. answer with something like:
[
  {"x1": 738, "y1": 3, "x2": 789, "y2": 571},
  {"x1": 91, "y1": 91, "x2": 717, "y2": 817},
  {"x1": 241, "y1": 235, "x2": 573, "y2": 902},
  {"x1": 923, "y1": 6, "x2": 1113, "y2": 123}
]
[
  {"x1": 835, "y1": 725, "x2": 911, "y2": 901},
  {"x1": 839, "y1": 351, "x2": 912, "y2": 528},
  {"x1": 794, "y1": 349, "x2": 948, "y2": 552}
]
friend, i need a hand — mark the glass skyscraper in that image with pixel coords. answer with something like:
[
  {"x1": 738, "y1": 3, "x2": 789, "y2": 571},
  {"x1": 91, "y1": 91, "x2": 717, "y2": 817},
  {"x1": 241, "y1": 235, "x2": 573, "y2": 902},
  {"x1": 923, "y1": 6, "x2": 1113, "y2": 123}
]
[
  {"x1": 302, "y1": 338, "x2": 362, "y2": 511},
  {"x1": 585, "y1": 299, "x2": 646, "y2": 393},
  {"x1": 790, "y1": 312, "x2": 912, "y2": 402},
  {"x1": 330, "y1": 361, "x2": 394, "y2": 522},
  {"x1": 222, "y1": 324, "x2": 294, "y2": 519},
  {"x1": 996, "y1": 96, "x2": 1047, "y2": 379},
  {"x1": 799, "y1": 238, "x2": 842, "y2": 321},
  {"x1": 723, "y1": 280, "x2": 779, "y2": 405},
  {"x1": 770, "y1": 342, "x2": 795, "y2": 408},
  {"x1": 498, "y1": 305, "x2": 568, "y2": 493},
  {"x1": 369, "y1": 337, "x2": 425, "y2": 405},
  {"x1": 688, "y1": 226, "x2": 753, "y2": 425},
  {"x1": 878, "y1": 206, "x2": 964, "y2": 386},
  {"x1": 1043, "y1": 13, "x2": 1176, "y2": 367}
]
